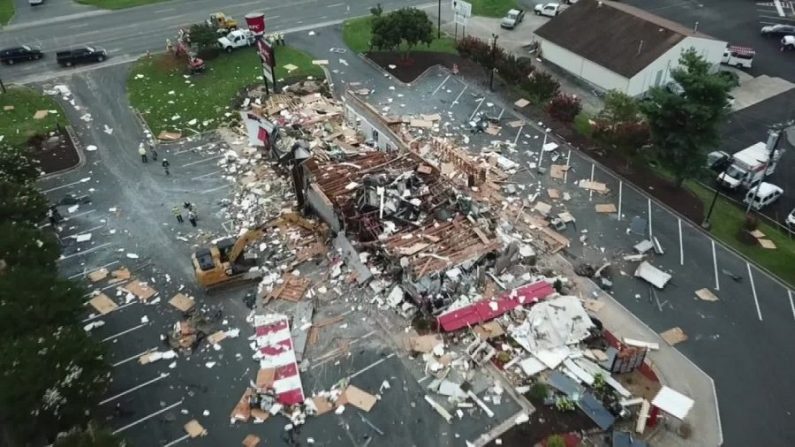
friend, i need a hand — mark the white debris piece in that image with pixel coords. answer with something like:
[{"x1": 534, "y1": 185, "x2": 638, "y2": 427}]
[
  {"x1": 83, "y1": 320, "x2": 105, "y2": 332},
  {"x1": 86, "y1": 145, "x2": 98, "y2": 151},
  {"x1": 205, "y1": 361, "x2": 216, "y2": 369},
  {"x1": 126, "y1": 253, "x2": 140, "y2": 259},
  {"x1": 103, "y1": 125, "x2": 113, "y2": 135},
  {"x1": 74, "y1": 233, "x2": 92, "y2": 242},
  {"x1": 141, "y1": 315, "x2": 149, "y2": 324}
]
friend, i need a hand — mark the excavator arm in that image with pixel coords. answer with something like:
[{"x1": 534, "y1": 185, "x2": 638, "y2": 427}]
[{"x1": 226, "y1": 218, "x2": 280, "y2": 264}]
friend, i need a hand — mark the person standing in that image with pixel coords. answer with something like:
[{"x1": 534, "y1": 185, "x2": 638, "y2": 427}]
[
  {"x1": 172, "y1": 206, "x2": 184, "y2": 224},
  {"x1": 188, "y1": 210, "x2": 197, "y2": 227},
  {"x1": 150, "y1": 142, "x2": 158, "y2": 161},
  {"x1": 162, "y1": 158, "x2": 170, "y2": 176},
  {"x1": 138, "y1": 144, "x2": 147, "y2": 163}
]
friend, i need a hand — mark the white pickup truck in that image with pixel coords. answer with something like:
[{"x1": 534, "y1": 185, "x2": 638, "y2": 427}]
[{"x1": 218, "y1": 29, "x2": 255, "y2": 52}]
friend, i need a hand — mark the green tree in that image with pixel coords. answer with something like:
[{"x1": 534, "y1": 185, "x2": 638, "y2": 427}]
[
  {"x1": 0, "y1": 267, "x2": 85, "y2": 338},
  {"x1": 0, "y1": 144, "x2": 40, "y2": 185},
  {"x1": 594, "y1": 90, "x2": 649, "y2": 168},
  {"x1": 599, "y1": 90, "x2": 642, "y2": 123},
  {"x1": 640, "y1": 48, "x2": 732, "y2": 187},
  {"x1": 0, "y1": 222, "x2": 60, "y2": 270},
  {"x1": 188, "y1": 23, "x2": 218, "y2": 50},
  {"x1": 371, "y1": 13, "x2": 401, "y2": 51},
  {"x1": 370, "y1": 8, "x2": 433, "y2": 56},
  {"x1": 0, "y1": 181, "x2": 49, "y2": 225},
  {"x1": 54, "y1": 422, "x2": 126, "y2": 447},
  {"x1": 0, "y1": 327, "x2": 110, "y2": 443}
]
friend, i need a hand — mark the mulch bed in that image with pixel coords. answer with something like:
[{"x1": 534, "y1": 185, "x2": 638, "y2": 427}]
[
  {"x1": 365, "y1": 51, "x2": 482, "y2": 84},
  {"x1": 487, "y1": 396, "x2": 596, "y2": 446},
  {"x1": 26, "y1": 126, "x2": 80, "y2": 175},
  {"x1": 362, "y1": 51, "x2": 704, "y2": 223}
]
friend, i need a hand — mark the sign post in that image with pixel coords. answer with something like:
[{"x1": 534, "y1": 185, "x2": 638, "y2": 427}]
[
  {"x1": 245, "y1": 12, "x2": 275, "y2": 94},
  {"x1": 451, "y1": 0, "x2": 472, "y2": 39}
]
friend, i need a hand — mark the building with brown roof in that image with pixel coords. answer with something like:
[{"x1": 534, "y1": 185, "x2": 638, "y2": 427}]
[{"x1": 533, "y1": 0, "x2": 727, "y2": 96}]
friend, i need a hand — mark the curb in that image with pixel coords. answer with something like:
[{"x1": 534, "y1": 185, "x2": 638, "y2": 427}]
[
  {"x1": 38, "y1": 126, "x2": 86, "y2": 180},
  {"x1": 353, "y1": 51, "x2": 451, "y2": 88}
]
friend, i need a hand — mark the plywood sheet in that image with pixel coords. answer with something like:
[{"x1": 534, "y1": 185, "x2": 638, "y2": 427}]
[
  {"x1": 184, "y1": 420, "x2": 207, "y2": 438},
  {"x1": 758, "y1": 239, "x2": 777, "y2": 249},
  {"x1": 312, "y1": 396, "x2": 334, "y2": 415},
  {"x1": 533, "y1": 201, "x2": 552, "y2": 216},
  {"x1": 507, "y1": 120, "x2": 525, "y2": 128},
  {"x1": 242, "y1": 434, "x2": 261, "y2": 447},
  {"x1": 111, "y1": 267, "x2": 131, "y2": 281},
  {"x1": 208, "y1": 330, "x2": 227, "y2": 345},
  {"x1": 125, "y1": 280, "x2": 156, "y2": 301},
  {"x1": 550, "y1": 164, "x2": 569, "y2": 179},
  {"x1": 558, "y1": 212, "x2": 575, "y2": 223},
  {"x1": 88, "y1": 268, "x2": 109, "y2": 282},
  {"x1": 408, "y1": 334, "x2": 442, "y2": 353},
  {"x1": 749, "y1": 229, "x2": 766, "y2": 239},
  {"x1": 514, "y1": 98, "x2": 530, "y2": 108},
  {"x1": 695, "y1": 288, "x2": 718, "y2": 302},
  {"x1": 169, "y1": 293, "x2": 195, "y2": 312},
  {"x1": 231, "y1": 388, "x2": 253, "y2": 423},
  {"x1": 595, "y1": 203, "x2": 617, "y2": 213},
  {"x1": 660, "y1": 327, "x2": 688, "y2": 346},
  {"x1": 547, "y1": 188, "x2": 560, "y2": 199},
  {"x1": 88, "y1": 293, "x2": 118, "y2": 315},
  {"x1": 410, "y1": 119, "x2": 434, "y2": 128},
  {"x1": 256, "y1": 368, "x2": 275, "y2": 388},
  {"x1": 343, "y1": 385, "x2": 377, "y2": 412},
  {"x1": 579, "y1": 180, "x2": 608, "y2": 193},
  {"x1": 33, "y1": 110, "x2": 48, "y2": 119}
]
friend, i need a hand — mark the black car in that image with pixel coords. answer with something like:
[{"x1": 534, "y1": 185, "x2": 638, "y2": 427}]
[
  {"x1": 760, "y1": 24, "x2": 795, "y2": 37},
  {"x1": 0, "y1": 46, "x2": 43, "y2": 65},
  {"x1": 56, "y1": 46, "x2": 107, "y2": 67}
]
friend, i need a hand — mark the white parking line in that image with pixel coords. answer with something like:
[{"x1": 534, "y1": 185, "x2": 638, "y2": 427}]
[
  {"x1": 180, "y1": 154, "x2": 223, "y2": 168},
  {"x1": 112, "y1": 400, "x2": 183, "y2": 434},
  {"x1": 678, "y1": 218, "x2": 684, "y2": 266},
  {"x1": 563, "y1": 150, "x2": 571, "y2": 184},
  {"x1": 617, "y1": 181, "x2": 623, "y2": 221},
  {"x1": 63, "y1": 223, "x2": 105, "y2": 239},
  {"x1": 469, "y1": 97, "x2": 485, "y2": 120},
  {"x1": 774, "y1": 0, "x2": 785, "y2": 17},
  {"x1": 192, "y1": 169, "x2": 223, "y2": 180},
  {"x1": 101, "y1": 323, "x2": 148, "y2": 342},
  {"x1": 163, "y1": 434, "x2": 190, "y2": 447},
  {"x1": 788, "y1": 290, "x2": 795, "y2": 321},
  {"x1": 747, "y1": 263, "x2": 763, "y2": 321},
  {"x1": 347, "y1": 352, "x2": 397, "y2": 381},
  {"x1": 58, "y1": 242, "x2": 113, "y2": 261},
  {"x1": 40, "y1": 209, "x2": 97, "y2": 229},
  {"x1": 112, "y1": 348, "x2": 156, "y2": 367},
  {"x1": 712, "y1": 240, "x2": 720, "y2": 291},
  {"x1": 431, "y1": 75, "x2": 450, "y2": 95},
  {"x1": 100, "y1": 373, "x2": 169, "y2": 405},
  {"x1": 513, "y1": 125, "x2": 524, "y2": 145},
  {"x1": 203, "y1": 184, "x2": 232, "y2": 193},
  {"x1": 42, "y1": 178, "x2": 91, "y2": 193},
  {"x1": 647, "y1": 198, "x2": 653, "y2": 238},
  {"x1": 450, "y1": 86, "x2": 467, "y2": 108},
  {"x1": 327, "y1": 2, "x2": 344, "y2": 7},
  {"x1": 497, "y1": 107, "x2": 505, "y2": 120},
  {"x1": 588, "y1": 163, "x2": 595, "y2": 201},
  {"x1": 69, "y1": 260, "x2": 119, "y2": 279}
]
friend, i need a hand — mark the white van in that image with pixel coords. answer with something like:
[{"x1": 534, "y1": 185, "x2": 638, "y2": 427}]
[
  {"x1": 743, "y1": 182, "x2": 783, "y2": 210},
  {"x1": 721, "y1": 46, "x2": 755, "y2": 69}
]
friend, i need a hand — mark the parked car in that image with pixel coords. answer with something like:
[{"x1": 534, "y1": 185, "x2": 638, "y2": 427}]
[
  {"x1": 29, "y1": 0, "x2": 44, "y2": 5},
  {"x1": 56, "y1": 47, "x2": 107, "y2": 67},
  {"x1": 534, "y1": 3, "x2": 561, "y2": 17},
  {"x1": 743, "y1": 182, "x2": 783, "y2": 210},
  {"x1": 786, "y1": 208, "x2": 795, "y2": 227},
  {"x1": 501, "y1": 9, "x2": 525, "y2": 29},
  {"x1": 0, "y1": 46, "x2": 43, "y2": 65},
  {"x1": 782, "y1": 35, "x2": 795, "y2": 50},
  {"x1": 761, "y1": 24, "x2": 795, "y2": 37}
]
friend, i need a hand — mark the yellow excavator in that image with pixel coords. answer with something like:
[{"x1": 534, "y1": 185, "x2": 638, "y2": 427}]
[{"x1": 191, "y1": 213, "x2": 328, "y2": 288}]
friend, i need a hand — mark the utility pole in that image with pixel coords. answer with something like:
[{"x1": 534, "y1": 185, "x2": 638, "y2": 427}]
[
  {"x1": 0, "y1": 76, "x2": 5, "y2": 94},
  {"x1": 489, "y1": 33, "x2": 498, "y2": 91},
  {"x1": 437, "y1": 0, "x2": 441, "y2": 39},
  {"x1": 745, "y1": 129, "x2": 780, "y2": 214}
]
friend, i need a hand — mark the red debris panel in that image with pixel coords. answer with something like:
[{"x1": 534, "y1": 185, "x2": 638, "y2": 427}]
[{"x1": 436, "y1": 281, "x2": 555, "y2": 332}]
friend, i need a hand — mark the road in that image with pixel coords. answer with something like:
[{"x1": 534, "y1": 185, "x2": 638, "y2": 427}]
[
  {"x1": 287, "y1": 26, "x2": 793, "y2": 444},
  {"x1": 0, "y1": 0, "x2": 431, "y2": 84}
]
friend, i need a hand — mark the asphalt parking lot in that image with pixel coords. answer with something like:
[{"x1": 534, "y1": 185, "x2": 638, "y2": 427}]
[{"x1": 308, "y1": 39, "x2": 795, "y2": 442}]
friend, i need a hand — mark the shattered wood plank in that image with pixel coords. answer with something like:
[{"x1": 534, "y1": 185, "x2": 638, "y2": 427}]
[
  {"x1": 88, "y1": 293, "x2": 118, "y2": 315},
  {"x1": 312, "y1": 396, "x2": 334, "y2": 415},
  {"x1": 410, "y1": 119, "x2": 434, "y2": 128},
  {"x1": 409, "y1": 334, "x2": 443, "y2": 353},
  {"x1": 208, "y1": 330, "x2": 227, "y2": 345},
  {"x1": 242, "y1": 434, "x2": 261, "y2": 447},
  {"x1": 157, "y1": 131, "x2": 182, "y2": 141},
  {"x1": 231, "y1": 388, "x2": 254, "y2": 423},
  {"x1": 111, "y1": 267, "x2": 131, "y2": 281},
  {"x1": 484, "y1": 124, "x2": 501, "y2": 135},
  {"x1": 472, "y1": 227, "x2": 491, "y2": 245},
  {"x1": 256, "y1": 368, "x2": 276, "y2": 389},
  {"x1": 550, "y1": 164, "x2": 569, "y2": 180},
  {"x1": 547, "y1": 188, "x2": 560, "y2": 199},
  {"x1": 124, "y1": 280, "x2": 157, "y2": 302},
  {"x1": 421, "y1": 113, "x2": 441, "y2": 121},
  {"x1": 533, "y1": 201, "x2": 552, "y2": 216},
  {"x1": 169, "y1": 293, "x2": 195, "y2": 312},
  {"x1": 660, "y1": 327, "x2": 688, "y2": 346},
  {"x1": 417, "y1": 164, "x2": 433, "y2": 174},
  {"x1": 184, "y1": 420, "x2": 207, "y2": 438},
  {"x1": 579, "y1": 180, "x2": 609, "y2": 193},
  {"x1": 507, "y1": 120, "x2": 525, "y2": 128},
  {"x1": 314, "y1": 314, "x2": 345, "y2": 328},
  {"x1": 558, "y1": 212, "x2": 575, "y2": 223},
  {"x1": 695, "y1": 288, "x2": 719, "y2": 302},
  {"x1": 595, "y1": 203, "x2": 617, "y2": 213}
]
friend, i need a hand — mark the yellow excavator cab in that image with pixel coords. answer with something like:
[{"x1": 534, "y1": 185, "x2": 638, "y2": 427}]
[{"x1": 208, "y1": 12, "x2": 238, "y2": 31}]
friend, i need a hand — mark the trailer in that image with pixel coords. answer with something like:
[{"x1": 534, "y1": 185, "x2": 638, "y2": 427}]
[{"x1": 716, "y1": 141, "x2": 784, "y2": 190}]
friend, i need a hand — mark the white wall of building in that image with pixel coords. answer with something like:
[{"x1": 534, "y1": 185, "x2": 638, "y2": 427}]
[
  {"x1": 537, "y1": 35, "x2": 727, "y2": 97},
  {"x1": 627, "y1": 36, "x2": 727, "y2": 96}
]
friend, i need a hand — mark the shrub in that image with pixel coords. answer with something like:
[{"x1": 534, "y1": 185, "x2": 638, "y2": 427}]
[
  {"x1": 546, "y1": 93, "x2": 582, "y2": 123},
  {"x1": 521, "y1": 71, "x2": 559, "y2": 103},
  {"x1": 547, "y1": 435, "x2": 566, "y2": 447},
  {"x1": 744, "y1": 213, "x2": 759, "y2": 231},
  {"x1": 456, "y1": 36, "x2": 492, "y2": 66},
  {"x1": 528, "y1": 382, "x2": 549, "y2": 401},
  {"x1": 592, "y1": 120, "x2": 651, "y2": 163},
  {"x1": 497, "y1": 54, "x2": 534, "y2": 84}
]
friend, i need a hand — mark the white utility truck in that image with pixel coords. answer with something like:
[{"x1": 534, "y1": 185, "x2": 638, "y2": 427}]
[
  {"x1": 218, "y1": 29, "x2": 255, "y2": 52},
  {"x1": 715, "y1": 142, "x2": 784, "y2": 190}
]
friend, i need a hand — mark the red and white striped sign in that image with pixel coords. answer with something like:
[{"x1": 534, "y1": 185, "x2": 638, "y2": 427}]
[{"x1": 253, "y1": 314, "x2": 305, "y2": 405}]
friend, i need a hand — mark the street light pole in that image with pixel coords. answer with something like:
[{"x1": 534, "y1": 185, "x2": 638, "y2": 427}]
[
  {"x1": 437, "y1": 0, "x2": 441, "y2": 39},
  {"x1": 489, "y1": 33, "x2": 498, "y2": 91}
]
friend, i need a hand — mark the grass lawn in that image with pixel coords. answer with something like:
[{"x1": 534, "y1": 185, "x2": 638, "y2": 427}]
[
  {"x1": 342, "y1": 16, "x2": 458, "y2": 54},
  {"x1": 470, "y1": 0, "x2": 518, "y2": 17},
  {"x1": 128, "y1": 47, "x2": 323, "y2": 136},
  {"x1": 0, "y1": 87, "x2": 67, "y2": 147},
  {"x1": 0, "y1": 0, "x2": 13, "y2": 26},
  {"x1": 75, "y1": 0, "x2": 169, "y2": 9},
  {"x1": 689, "y1": 181, "x2": 795, "y2": 287}
]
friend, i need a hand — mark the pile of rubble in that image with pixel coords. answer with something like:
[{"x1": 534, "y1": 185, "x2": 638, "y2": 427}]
[{"x1": 199, "y1": 84, "x2": 697, "y2": 445}]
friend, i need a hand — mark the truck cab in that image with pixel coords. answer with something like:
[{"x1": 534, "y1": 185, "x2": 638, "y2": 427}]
[
  {"x1": 501, "y1": 9, "x2": 525, "y2": 29},
  {"x1": 721, "y1": 45, "x2": 755, "y2": 69},
  {"x1": 716, "y1": 142, "x2": 783, "y2": 190},
  {"x1": 218, "y1": 30, "x2": 255, "y2": 52}
]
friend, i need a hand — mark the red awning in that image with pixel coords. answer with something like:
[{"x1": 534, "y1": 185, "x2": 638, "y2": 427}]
[{"x1": 436, "y1": 281, "x2": 555, "y2": 332}]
